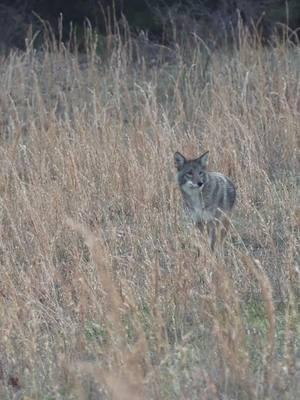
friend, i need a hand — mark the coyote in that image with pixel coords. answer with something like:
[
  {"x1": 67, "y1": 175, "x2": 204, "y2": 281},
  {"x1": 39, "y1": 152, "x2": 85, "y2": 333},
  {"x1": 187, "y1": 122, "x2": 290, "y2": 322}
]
[{"x1": 174, "y1": 151, "x2": 236, "y2": 251}]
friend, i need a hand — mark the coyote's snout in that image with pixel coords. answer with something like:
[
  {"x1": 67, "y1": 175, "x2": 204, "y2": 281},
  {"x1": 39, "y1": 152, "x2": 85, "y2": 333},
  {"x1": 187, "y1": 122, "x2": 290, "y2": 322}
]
[{"x1": 174, "y1": 150, "x2": 236, "y2": 251}]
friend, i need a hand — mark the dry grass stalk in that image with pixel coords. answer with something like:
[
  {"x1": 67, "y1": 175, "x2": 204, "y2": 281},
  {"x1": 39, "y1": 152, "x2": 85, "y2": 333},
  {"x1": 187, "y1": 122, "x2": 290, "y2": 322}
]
[
  {"x1": 242, "y1": 255, "x2": 276, "y2": 397},
  {"x1": 66, "y1": 218, "x2": 150, "y2": 399},
  {"x1": 208, "y1": 259, "x2": 254, "y2": 397}
]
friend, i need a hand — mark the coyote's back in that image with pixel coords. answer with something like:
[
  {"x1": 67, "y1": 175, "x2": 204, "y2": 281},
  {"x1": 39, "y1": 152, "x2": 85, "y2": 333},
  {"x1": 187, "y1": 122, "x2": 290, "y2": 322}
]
[{"x1": 174, "y1": 150, "x2": 236, "y2": 250}]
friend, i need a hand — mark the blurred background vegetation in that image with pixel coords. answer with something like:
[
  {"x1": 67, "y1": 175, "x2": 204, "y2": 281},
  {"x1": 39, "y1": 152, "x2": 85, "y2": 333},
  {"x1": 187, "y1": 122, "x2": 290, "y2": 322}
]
[{"x1": 0, "y1": 0, "x2": 300, "y2": 51}]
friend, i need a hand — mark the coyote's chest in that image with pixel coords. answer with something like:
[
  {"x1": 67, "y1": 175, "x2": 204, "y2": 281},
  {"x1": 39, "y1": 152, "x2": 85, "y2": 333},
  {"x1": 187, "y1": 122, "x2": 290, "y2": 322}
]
[{"x1": 181, "y1": 184, "x2": 213, "y2": 223}]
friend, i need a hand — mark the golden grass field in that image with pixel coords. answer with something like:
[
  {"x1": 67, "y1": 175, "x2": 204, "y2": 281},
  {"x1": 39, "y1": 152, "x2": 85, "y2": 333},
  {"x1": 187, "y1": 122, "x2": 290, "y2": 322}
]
[{"x1": 0, "y1": 28, "x2": 299, "y2": 399}]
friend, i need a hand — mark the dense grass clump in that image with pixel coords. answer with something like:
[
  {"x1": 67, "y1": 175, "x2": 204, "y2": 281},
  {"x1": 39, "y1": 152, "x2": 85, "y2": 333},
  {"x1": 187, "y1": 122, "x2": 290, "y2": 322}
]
[{"x1": 0, "y1": 28, "x2": 299, "y2": 399}]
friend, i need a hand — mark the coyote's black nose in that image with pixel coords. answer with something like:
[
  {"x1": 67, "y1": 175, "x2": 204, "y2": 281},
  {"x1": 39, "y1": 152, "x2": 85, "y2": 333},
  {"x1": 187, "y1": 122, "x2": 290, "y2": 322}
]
[{"x1": 197, "y1": 182, "x2": 203, "y2": 187}]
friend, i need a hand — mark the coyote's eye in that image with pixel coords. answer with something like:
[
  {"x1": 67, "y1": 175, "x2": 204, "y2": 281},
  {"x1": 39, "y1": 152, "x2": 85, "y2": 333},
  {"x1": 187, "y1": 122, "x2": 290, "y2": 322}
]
[{"x1": 185, "y1": 170, "x2": 193, "y2": 178}]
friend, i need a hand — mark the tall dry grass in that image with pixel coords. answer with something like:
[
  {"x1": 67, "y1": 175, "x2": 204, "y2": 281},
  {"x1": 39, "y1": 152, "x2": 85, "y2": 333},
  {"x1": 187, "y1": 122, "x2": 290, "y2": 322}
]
[{"x1": 0, "y1": 26, "x2": 299, "y2": 399}]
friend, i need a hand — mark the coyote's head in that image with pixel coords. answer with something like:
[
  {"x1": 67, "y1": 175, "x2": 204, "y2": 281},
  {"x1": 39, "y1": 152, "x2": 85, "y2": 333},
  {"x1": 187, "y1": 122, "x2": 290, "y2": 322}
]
[{"x1": 174, "y1": 151, "x2": 209, "y2": 189}]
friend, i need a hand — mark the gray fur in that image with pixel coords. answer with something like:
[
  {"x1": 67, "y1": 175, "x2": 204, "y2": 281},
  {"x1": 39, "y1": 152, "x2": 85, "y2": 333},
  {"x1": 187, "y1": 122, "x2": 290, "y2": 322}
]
[{"x1": 174, "y1": 151, "x2": 236, "y2": 251}]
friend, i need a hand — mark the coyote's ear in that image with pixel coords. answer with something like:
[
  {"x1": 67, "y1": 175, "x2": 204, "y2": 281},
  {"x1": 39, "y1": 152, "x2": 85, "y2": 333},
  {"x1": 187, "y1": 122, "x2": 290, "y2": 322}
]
[
  {"x1": 174, "y1": 152, "x2": 186, "y2": 170},
  {"x1": 196, "y1": 151, "x2": 209, "y2": 168}
]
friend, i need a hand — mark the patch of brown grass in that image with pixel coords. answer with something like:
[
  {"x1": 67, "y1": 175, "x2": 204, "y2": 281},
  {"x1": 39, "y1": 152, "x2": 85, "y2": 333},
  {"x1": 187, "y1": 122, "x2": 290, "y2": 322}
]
[{"x1": 0, "y1": 28, "x2": 299, "y2": 399}]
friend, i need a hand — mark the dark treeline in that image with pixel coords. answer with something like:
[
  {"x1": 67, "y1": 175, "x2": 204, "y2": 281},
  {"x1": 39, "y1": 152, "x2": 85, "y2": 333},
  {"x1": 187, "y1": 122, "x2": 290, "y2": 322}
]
[{"x1": 0, "y1": 0, "x2": 300, "y2": 49}]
